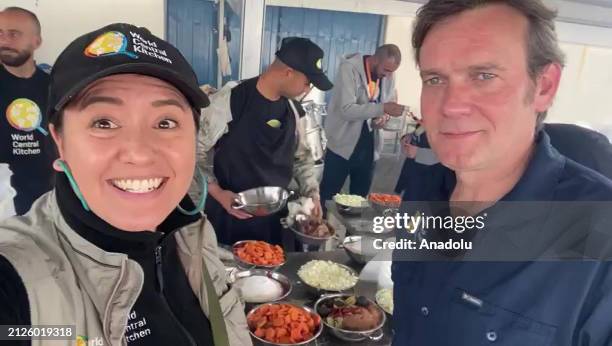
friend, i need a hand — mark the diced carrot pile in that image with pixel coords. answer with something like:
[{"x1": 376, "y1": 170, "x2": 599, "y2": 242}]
[
  {"x1": 234, "y1": 240, "x2": 285, "y2": 266},
  {"x1": 248, "y1": 304, "x2": 320, "y2": 344},
  {"x1": 369, "y1": 193, "x2": 401, "y2": 207}
]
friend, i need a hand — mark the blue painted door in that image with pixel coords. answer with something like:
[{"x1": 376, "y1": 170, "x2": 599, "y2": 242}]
[
  {"x1": 262, "y1": 6, "x2": 383, "y2": 92},
  {"x1": 167, "y1": 0, "x2": 242, "y2": 86}
]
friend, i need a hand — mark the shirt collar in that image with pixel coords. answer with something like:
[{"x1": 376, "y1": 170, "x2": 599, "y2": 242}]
[
  {"x1": 437, "y1": 132, "x2": 565, "y2": 232},
  {"x1": 442, "y1": 131, "x2": 565, "y2": 202},
  {"x1": 501, "y1": 131, "x2": 565, "y2": 201}
]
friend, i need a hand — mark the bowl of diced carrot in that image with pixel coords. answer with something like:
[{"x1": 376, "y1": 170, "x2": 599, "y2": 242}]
[
  {"x1": 247, "y1": 303, "x2": 323, "y2": 345},
  {"x1": 233, "y1": 240, "x2": 286, "y2": 270},
  {"x1": 368, "y1": 193, "x2": 401, "y2": 213}
]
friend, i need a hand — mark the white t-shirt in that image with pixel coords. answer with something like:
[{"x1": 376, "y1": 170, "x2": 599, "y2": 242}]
[{"x1": 0, "y1": 163, "x2": 16, "y2": 220}]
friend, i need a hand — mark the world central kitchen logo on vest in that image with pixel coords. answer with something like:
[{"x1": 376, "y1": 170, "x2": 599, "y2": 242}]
[
  {"x1": 5, "y1": 98, "x2": 48, "y2": 156},
  {"x1": 76, "y1": 335, "x2": 103, "y2": 346},
  {"x1": 84, "y1": 30, "x2": 173, "y2": 64}
]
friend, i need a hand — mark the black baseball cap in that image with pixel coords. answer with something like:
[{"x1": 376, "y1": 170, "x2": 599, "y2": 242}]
[
  {"x1": 48, "y1": 23, "x2": 209, "y2": 118},
  {"x1": 275, "y1": 37, "x2": 333, "y2": 91}
]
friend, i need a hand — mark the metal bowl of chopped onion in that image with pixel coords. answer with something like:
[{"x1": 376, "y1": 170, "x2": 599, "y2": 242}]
[
  {"x1": 297, "y1": 260, "x2": 359, "y2": 296},
  {"x1": 333, "y1": 194, "x2": 369, "y2": 215}
]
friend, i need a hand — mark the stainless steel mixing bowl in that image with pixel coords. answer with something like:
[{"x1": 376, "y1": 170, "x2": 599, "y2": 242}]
[{"x1": 232, "y1": 186, "x2": 294, "y2": 216}]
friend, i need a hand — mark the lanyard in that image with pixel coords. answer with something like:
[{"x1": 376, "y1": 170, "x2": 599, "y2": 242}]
[{"x1": 365, "y1": 59, "x2": 380, "y2": 102}]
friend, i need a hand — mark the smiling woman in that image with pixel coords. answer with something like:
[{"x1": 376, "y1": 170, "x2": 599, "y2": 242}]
[
  {"x1": 0, "y1": 23, "x2": 252, "y2": 346},
  {"x1": 50, "y1": 74, "x2": 198, "y2": 231}
]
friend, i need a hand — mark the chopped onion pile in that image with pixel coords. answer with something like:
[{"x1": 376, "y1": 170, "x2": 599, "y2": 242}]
[
  {"x1": 333, "y1": 194, "x2": 367, "y2": 208},
  {"x1": 298, "y1": 260, "x2": 357, "y2": 291},
  {"x1": 376, "y1": 288, "x2": 394, "y2": 314}
]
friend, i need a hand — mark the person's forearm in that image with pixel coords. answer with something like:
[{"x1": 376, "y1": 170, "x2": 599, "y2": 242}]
[
  {"x1": 207, "y1": 182, "x2": 224, "y2": 201},
  {"x1": 336, "y1": 102, "x2": 384, "y2": 121},
  {"x1": 294, "y1": 165, "x2": 320, "y2": 198},
  {"x1": 293, "y1": 149, "x2": 320, "y2": 199}
]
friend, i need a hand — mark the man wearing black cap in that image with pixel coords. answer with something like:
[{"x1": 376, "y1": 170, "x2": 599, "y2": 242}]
[{"x1": 199, "y1": 37, "x2": 333, "y2": 246}]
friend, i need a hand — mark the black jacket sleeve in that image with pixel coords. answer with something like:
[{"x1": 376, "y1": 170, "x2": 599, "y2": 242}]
[{"x1": 0, "y1": 255, "x2": 31, "y2": 346}]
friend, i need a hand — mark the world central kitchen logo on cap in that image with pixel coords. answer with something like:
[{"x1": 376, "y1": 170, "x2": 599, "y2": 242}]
[
  {"x1": 315, "y1": 58, "x2": 322, "y2": 70},
  {"x1": 84, "y1": 31, "x2": 138, "y2": 59},
  {"x1": 84, "y1": 30, "x2": 173, "y2": 64}
]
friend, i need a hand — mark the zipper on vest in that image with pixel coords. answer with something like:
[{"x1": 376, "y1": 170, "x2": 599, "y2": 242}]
[
  {"x1": 154, "y1": 244, "x2": 197, "y2": 346},
  {"x1": 154, "y1": 245, "x2": 164, "y2": 293}
]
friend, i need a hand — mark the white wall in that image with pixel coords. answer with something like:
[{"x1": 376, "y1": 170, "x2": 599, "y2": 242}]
[
  {"x1": 241, "y1": 0, "x2": 265, "y2": 79},
  {"x1": 551, "y1": 43, "x2": 612, "y2": 129},
  {"x1": 0, "y1": 0, "x2": 166, "y2": 65},
  {"x1": 266, "y1": 0, "x2": 420, "y2": 16},
  {"x1": 384, "y1": 15, "x2": 612, "y2": 133},
  {"x1": 384, "y1": 16, "x2": 420, "y2": 115}
]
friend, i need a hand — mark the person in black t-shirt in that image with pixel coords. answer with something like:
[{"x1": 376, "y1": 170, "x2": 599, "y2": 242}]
[
  {"x1": 0, "y1": 7, "x2": 56, "y2": 215},
  {"x1": 200, "y1": 37, "x2": 333, "y2": 246}
]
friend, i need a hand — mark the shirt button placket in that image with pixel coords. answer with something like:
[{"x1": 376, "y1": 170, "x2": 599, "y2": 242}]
[{"x1": 420, "y1": 306, "x2": 429, "y2": 316}]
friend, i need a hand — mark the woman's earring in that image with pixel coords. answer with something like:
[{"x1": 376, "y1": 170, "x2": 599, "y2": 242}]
[
  {"x1": 177, "y1": 166, "x2": 207, "y2": 216},
  {"x1": 56, "y1": 159, "x2": 90, "y2": 212}
]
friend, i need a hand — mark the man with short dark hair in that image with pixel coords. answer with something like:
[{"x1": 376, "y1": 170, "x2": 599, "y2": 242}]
[
  {"x1": 321, "y1": 44, "x2": 404, "y2": 202},
  {"x1": 0, "y1": 6, "x2": 55, "y2": 215},
  {"x1": 392, "y1": 1, "x2": 612, "y2": 345},
  {"x1": 200, "y1": 37, "x2": 332, "y2": 245}
]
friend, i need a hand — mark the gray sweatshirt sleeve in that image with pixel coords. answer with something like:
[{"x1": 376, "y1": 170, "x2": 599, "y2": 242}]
[
  {"x1": 292, "y1": 118, "x2": 320, "y2": 199},
  {"x1": 331, "y1": 62, "x2": 385, "y2": 122}
]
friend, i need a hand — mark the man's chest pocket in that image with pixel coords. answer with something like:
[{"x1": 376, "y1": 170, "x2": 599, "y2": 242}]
[
  {"x1": 253, "y1": 118, "x2": 287, "y2": 147},
  {"x1": 447, "y1": 288, "x2": 557, "y2": 346}
]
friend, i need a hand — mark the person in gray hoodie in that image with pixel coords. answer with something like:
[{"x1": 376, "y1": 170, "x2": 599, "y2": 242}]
[{"x1": 321, "y1": 44, "x2": 404, "y2": 202}]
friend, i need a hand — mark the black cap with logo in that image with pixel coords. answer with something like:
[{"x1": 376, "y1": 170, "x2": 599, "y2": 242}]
[
  {"x1": 275, "y1": 37, "x2": 333, "y2": 91},
  {"x1": 48, "y1": 23, "x2": 209, "y2": 118}
]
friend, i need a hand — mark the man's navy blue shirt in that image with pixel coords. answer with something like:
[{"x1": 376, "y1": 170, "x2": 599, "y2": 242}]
[{"x1": 392, "y1": 132, "x2": 612, "y2": 346}]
